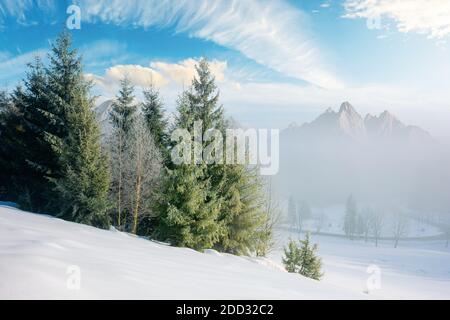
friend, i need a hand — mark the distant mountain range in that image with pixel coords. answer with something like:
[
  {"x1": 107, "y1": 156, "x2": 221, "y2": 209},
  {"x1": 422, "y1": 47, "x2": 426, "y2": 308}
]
[
  {"x1": 283, "y1": 101, "x2": 432, "y2": 144},
  {"x1": 277, "y1": 102, "x2": 441, "y2": 208}
]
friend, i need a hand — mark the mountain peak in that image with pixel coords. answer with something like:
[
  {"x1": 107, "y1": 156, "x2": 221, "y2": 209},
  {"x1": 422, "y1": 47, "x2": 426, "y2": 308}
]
[
  {"x1": 379, "y1": 110, "x2": 397, "y2": 121},
  {"x1": 339, "y1": 101, "x2": 356, "y2": 114}
]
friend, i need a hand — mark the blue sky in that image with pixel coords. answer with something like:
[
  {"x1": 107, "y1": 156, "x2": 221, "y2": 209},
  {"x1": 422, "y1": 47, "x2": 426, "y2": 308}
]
[{"x1": 1, "y1": 0, "x2": 450, "y2": 139}]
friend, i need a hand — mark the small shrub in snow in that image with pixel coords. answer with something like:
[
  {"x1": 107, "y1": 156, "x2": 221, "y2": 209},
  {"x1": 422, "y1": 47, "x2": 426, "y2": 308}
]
[{"x1": 282, "y1": 233, "x2": 323, "y2": 280}]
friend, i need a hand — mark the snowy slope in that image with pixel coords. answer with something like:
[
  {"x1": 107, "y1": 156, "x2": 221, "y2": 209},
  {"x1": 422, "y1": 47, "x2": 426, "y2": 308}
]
[
  {"x1": 271, "y1": 230, "x2": 450, "y2": 299},
  {"x1": 0, "y1": 205, "x2": 364, "y2": 300}
]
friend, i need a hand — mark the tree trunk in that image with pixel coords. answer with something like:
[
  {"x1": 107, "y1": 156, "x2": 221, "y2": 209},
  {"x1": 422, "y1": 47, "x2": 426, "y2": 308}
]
[
  {"x1": 117, "y1": 168, "x2": 122, "y2": 228},
  {"x1": 394, "y1": 237, "x2": 398, "y2": 248},
  {"x1": 117, "y1": 133, "x2": 123, "y2": 229},
  {"x1": 132, "y1": 159, "x2": 142, "y2": 235}
]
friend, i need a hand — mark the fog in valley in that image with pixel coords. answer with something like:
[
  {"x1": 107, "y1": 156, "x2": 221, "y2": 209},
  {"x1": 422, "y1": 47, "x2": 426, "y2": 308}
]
[{"x1": 270, "y1": 101, "x2": 450, "y2": 243}]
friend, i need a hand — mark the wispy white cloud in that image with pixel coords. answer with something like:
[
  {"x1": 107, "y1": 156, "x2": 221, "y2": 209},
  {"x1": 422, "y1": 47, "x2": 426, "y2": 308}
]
[
  {"x1": 86, "y1": 58, "x2": 227, "y2": 95},
  {"x1": 86, "y1": 64, "x2": 168, "y2": 95},
  {"x1": 151, "y1": 59, "x2": 227, "y2": 85},
  {"x1": 0, "y1": 48, "x2": 47, "y2": 86},
  {"x1": 77, "y1": 0, "x2": 342, "y2": 89},
  {"x1": 343, "y1": 0, "x2": 450, "y2": 39},
  {"x1": 0, "y1": 0, "x2": 56, "y2": 27}
]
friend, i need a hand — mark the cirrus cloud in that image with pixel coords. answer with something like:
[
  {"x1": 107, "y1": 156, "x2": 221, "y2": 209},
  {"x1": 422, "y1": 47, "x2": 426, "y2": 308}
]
[
  {"x1": 76, "y1": 0, "x2": 342, "y2": 89},
  {"x1": 344, "y1": 0, "x2": 450, "y2": 39}
]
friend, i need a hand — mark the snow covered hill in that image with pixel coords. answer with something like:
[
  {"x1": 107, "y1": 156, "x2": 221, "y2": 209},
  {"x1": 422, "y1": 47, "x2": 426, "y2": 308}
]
[{"x1": 0, "y1": 205, "x2": 364, "y2": 300}]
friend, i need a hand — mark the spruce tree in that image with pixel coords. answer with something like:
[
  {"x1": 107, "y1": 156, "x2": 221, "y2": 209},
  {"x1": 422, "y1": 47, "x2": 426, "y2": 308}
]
[
  {"x1": 190, "y1": 59, "x2": 269, "y2": 255},
  {"x1": 155, "y1": 163, "x2": 222, "y2": 249},
  {"x1": 0, "y1": 58, "x2": 62, "y2": 211},
  {"x1": 282, "y1": 238, "x2": 301, "y2": 273},
  {"x1": 215, "y1": 165, "x2": 268, "y2": 255},
  {"x1": 156, "y1": 59, "x2": 271, "y2": 255},
  {"x1": 47, "y1": 31, "x2": 110, "y2": 227},
  {"x1": 0, "y1": 31, "x2": 110, "y2": 224},
  {"x1": 0, "y1": 90, "x2": 12, "y2": 200},
  {"x1": 110, "y1": 77, "x2": 136, "y2": 134},
  {"x1": 142, "y1": 85, "x2": 168, "y2": 156},
  {"x1": 297, "y1": 233, "x2": 323, "y2": 280},
  {"x1": 188, "y1": 59, "x2": 225, "y2": 132},
  {"x1": 155, "y1": 87, "x2": 222, "y2": 249},
  {"x1": 282, "y1": 233, "x2": 323, "y2": 280},
  {"x1": 53, "y1": 91, "x2": 110, "y2": 227}
]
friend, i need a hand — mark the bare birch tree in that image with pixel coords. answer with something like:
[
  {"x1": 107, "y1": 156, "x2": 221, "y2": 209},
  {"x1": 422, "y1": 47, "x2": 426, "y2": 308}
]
[
  {"x1": 392, "y1": 210, "x2": 409, "y2": 248},
  {"x1": 256, "y1": 177, "x2": 282, "y2": 257},
  {"x1": 124, "y1": 117, "x2": 163, "y2": 234},
  {"x1": 315, "y1": 211, "x2": 327, "y2": 234},
  {"x1": 360, "y1": 206, "x2": 372, "y2": 243},
  {"x1": 370, "y1": 210, "x2": 384, "y2": 247},
  {"x1": 108, "y1": 123, "x2": 127, "y2": 229}
]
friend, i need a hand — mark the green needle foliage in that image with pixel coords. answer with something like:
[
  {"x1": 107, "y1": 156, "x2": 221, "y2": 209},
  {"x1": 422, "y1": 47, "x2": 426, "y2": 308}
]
[{"x1": 282, "y1": 233, "x2": 323, "y2": 280}]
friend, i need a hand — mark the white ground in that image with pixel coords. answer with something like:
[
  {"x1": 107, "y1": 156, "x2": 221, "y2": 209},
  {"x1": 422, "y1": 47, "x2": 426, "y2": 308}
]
[
  {"x1": 0, "y1": 205, "x2": 364, "y2": 300},
  {"x1": 1, "y1": 205, "x2": 449, "y2": 299},
  {"x1": 271, "y1": 230, "x2": 450, "y2": 299}
]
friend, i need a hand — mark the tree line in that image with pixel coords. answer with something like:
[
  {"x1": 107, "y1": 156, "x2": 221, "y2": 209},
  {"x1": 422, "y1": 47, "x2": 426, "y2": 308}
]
[{"x1": 0, "y1": 31, "x2": 276, "y2": 257}]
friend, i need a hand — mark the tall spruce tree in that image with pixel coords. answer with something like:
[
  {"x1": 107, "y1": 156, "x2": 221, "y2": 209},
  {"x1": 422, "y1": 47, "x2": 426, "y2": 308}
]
[
  {"x1": 0, "y1": 58, "x2": 62, "y2": 211},
  {"x1": 191, "y1": 60, "x2": 269, "y2": 255},
  {"x1": 47, "y1": 31, "x2": 110, "y2": 226},
  {"x1": 0, "y1": 31, "x2": 110, "y2": 224},
  {"x1": 156, "y1": 59, "x2": 271, "y2": 255},
  {"x1": 155, "y1": 85, "x2": 223, "y2": 249},
  {"x1": 142, "y1": 85, "x2": 168, "y2": 156},
  {"x1": 53, "y1": 91, "x2": 110, "y2": 227}
]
